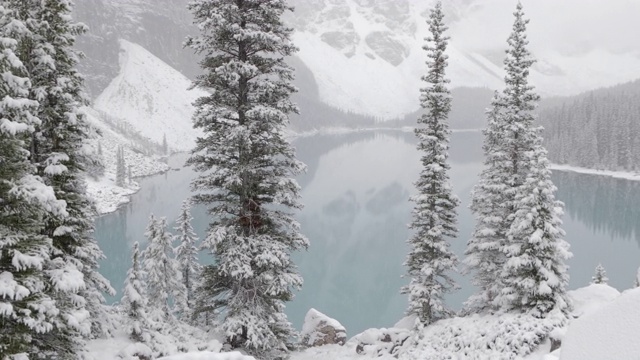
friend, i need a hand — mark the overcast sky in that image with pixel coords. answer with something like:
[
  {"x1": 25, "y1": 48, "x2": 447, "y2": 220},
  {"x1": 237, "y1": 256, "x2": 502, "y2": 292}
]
[{"x1": 450, "y1": 0, "x2": 640, "y2": 56}]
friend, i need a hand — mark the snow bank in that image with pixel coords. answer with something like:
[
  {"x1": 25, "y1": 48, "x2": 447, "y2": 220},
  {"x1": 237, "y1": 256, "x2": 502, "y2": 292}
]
[
  {"x1": 567, "y1": 284, "x2": 620, "y2": 318},
  {"x1": 560, "y1": 288, "x2": 640, "y2": 360},
  {"x1": 158, "y1": 352, "x2": 255, "y2": 360}
]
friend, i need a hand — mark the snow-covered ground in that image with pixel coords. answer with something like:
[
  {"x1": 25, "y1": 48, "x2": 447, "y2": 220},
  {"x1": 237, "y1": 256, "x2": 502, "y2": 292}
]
[
  {"x1": 85, "y1": 283, "x2": 635, "y2": 360},
  {"x1": 84, "y1": 107, "x2": 170, "y2": 214}
]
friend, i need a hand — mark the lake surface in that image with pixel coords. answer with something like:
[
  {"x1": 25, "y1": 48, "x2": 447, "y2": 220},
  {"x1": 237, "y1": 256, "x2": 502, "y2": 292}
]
[{"x1": 95, "y1": 130, "x2": 640, "y2": 336}]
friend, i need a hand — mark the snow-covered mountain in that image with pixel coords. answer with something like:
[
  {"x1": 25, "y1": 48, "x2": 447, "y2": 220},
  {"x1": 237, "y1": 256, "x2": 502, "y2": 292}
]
[
  {"x1": 74, "y1": 0, "x2": 640, "y2": 122},
  {"x1": 286, "y1": 0, "x2": 640, "y2": 118},
  {"x1": 94, "y1": 40, "x2": 204, "y2": 152}
]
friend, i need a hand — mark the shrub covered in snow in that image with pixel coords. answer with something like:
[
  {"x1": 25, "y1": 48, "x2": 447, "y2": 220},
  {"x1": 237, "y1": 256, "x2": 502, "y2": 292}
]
[
  {"x1": 157, "y1": 351, "x2": 255, "y2": 360},
  {"x1": 400, "y1": 310, "x2": 566, "y2": 359}
]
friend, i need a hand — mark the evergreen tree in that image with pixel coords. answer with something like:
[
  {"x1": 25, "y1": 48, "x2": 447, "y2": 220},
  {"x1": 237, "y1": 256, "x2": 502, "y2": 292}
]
[
  {"x1": 0, "y1": 2, "x2": 68, "y2": 356},
  {"x1": 591, "y1": 264, "x2": 608, "y2": 285},
  {"x1": 162, "y1": 133, "x2": 168, "y2": 155},
  {"x1": 465, "y1": 3, "x2": 570, "y2": 318},
  {"x1": 142, "y1": 215, "x2": 182, "y2": 321},
  {"x1": 16, "y1": 0, "x2": 115, "y2": 353},
  {"x1": 116, "y1": 146, "x2": 125, "y2": 187},
  {"x1": 463, "y1": 92, "x2": 510, "y2": 312},
  {"x1": 186, "y1": 0, "x2": 308, "y2": 357},
  {"x1": 121, "y1": 242, "x2": 150, "y2": 343},
  {"x1": 402, "y1": 1, "x2": 459, "y2": 326},
  {"x1": 174, "y1": 200, "x2": 201, "y2": 321},
  {"x1": 635, "y1": 267, "x2": 640, "y2": 288}
]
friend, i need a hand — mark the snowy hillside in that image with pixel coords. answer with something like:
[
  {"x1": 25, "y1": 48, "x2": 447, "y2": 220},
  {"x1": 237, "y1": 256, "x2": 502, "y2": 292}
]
[
  {"x1": 94, "y1": 40, "x2": 205, "y2": 152},
  {"x1": 286, "y1": 0, "x2": 640, "y2": 119},
  {"x1": 83, "y1": 107, "x2": 170, "y2": 214}
]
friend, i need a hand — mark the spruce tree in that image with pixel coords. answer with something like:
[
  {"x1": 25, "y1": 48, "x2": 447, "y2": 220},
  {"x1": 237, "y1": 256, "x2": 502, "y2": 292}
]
[
  {"x1": 162, "y1": 133, "x2": 168, "y2": 155},
  {"x1": 121, "y1": 242, "x2": 150, "y2": 343},
  {"x1": 116, "y1": 146, "x2": 125, "y2": 187},
  {"x1": 17, "y1": 0, "x2": 115, "y2": 352},
  {"x1": 463, "y1": 92, "x2": 511, "y2": 312},
  {"x1": 465, "y1": 3, "x2": 570, "y2": 318},
  {"x1": 174, "y1": 200, "x2": 201, "y2": 321},
  {"x1": 402, "y1": 1, "x2": 459, "y2": 326},
  {"x1": 0, "y1": 2, "x2": 68, "y2": 356},
  {"x1": 186, "y1": 0, "x2": 308, "y2": 357},
  {"x1": 591, "y1": 264, "x2": 608, "y2": 285},
  {"x1": 142, "y1": 215, "x2": 182, "y2": 321}
]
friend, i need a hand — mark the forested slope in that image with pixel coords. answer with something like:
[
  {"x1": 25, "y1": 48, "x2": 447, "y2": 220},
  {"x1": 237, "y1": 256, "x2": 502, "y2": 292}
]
[{"x1": 540, "y1": 79, "x2": 640, "y2": 171}]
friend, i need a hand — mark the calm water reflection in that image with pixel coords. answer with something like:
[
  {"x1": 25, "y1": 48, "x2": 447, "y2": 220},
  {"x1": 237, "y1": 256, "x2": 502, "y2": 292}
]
[{"x1": 95, "y1": 130, "x2": 640, "y2": 336}]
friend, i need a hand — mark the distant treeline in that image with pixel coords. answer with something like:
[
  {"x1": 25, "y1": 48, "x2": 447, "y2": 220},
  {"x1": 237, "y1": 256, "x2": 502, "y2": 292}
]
[{"x1": 540, "y1": 79, "x2": 640, "y2": 171}]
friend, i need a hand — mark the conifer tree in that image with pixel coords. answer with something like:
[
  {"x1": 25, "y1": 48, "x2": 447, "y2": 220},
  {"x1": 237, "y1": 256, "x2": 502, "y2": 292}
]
[
  {"x1": 464, "y1": 3, "x2": 570, "y2": 318},
  {"x1": 121, "y1": 242, "x2": 150, "y2": 343},
  {"x1": 186, "y1": 0, "x2": 308, "y2": 357},
  {"x1": 174, "y1": 200, "x2": 201, "y2": 321},
  {"x1": 142, "y1": 215, "x2": 182, "y2": 321},
  {"x1": 463, "y1": 92, "x2": 510, "y2": 311},
  {"x1": 17, "y1": 0, "x2": 115, "y2": 352},
  {"x1": 0, "y1": 2, "x2": 68, "y2": 356},
  {"x1": 162, "y1": 133, "x2": 168, "y2": 155},
  {"x1": 402, "y1": 1, "x2": 459, "y2": 326},
  {"x1": 591, "y1": 264, "x2": 608, "y2": 285},
  {"x1": 116, "y1": 146, "x2": 125, "y2": 187}
]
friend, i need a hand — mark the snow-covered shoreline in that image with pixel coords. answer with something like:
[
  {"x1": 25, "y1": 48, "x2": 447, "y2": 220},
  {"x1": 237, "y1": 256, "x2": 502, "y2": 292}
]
[{"x1": 550, "y1": 163, "x2": 640, "y2": 181}]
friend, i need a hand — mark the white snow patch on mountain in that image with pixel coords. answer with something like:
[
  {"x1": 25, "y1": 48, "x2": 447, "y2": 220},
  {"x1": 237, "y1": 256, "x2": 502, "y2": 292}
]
[{"x1": 94, "y1": 39, "x2": 204, "y2": 152}]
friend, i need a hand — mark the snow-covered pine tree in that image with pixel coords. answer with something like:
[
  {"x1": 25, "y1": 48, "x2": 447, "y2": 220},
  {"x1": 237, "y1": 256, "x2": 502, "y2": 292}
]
[
  {"x1": 465, "y1": 3, "x2": 571, "y2": 318},
  {"x1": 0, "y1": 3, "x2": 69, "y2": 356},
  {"x1": 121, "y1": 242, "x2": 150, "y2": 343},
  {"x1": 16, "y1": 0, "x2": 115, "y2": 352},
  {"x1": 634, "y1": 267, "x2": 640, "y2": 288},
  {"x1": 186, "y1": 0, "x2": 308, "y2": 357},
  {"x1": 116, "y1": 146, "x2": 125, "y2": 187},
  {"x1": 402, "y1": 1, "x2": 459, "y2": 327},
  {"x1": 463, "y1": 92, "x2": 511, "y2": 312},
  {"x1": 591, "y1": 264, "x2": 608, "y2": 285},
  {"x1": 142, "y1": 215, "x2": 182, "y2": 321},
  {"x1": 174, "y1": 200, "x2": 201, "y2": 322},
  {"x1": 493, "y1": 3, "x2": 570, "y2": 318},
  {"x1": 162, "y1": 133, "x2": 168, "y2": 155}
]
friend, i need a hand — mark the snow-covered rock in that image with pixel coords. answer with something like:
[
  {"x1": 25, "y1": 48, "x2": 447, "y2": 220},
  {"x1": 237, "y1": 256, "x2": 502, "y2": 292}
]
[
  {"x1": 353, "y1": 327, "x2": 410, "y2": 358},
  {"x1": 301, "y1": 308, "x2": 347, "y2": 347},
  {"x1": 158, "y1": 352, "x2": 255, "y2": 360},
  {"x1": 560, "y1": 288, "x2": 640, "y2": 360},
  {"x1": 94, "y1": 39, "x2": 204, "y2": 152}
]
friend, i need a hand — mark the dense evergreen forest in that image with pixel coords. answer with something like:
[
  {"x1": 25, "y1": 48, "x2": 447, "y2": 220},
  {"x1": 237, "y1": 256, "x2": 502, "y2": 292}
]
[{"x1": 540, "y1": 79, "x2": 640, "y2": 171}]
